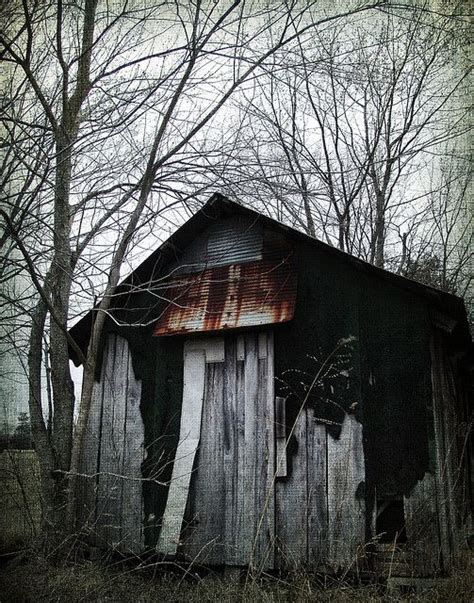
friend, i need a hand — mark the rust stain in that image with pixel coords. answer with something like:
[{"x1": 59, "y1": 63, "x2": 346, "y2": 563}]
[{"x1": 153, "y1": 258, "x2": 297, "y2": 336}]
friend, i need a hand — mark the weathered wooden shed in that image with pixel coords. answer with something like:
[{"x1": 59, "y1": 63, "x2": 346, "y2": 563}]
[{"x1": 70, "y1": 193, "x2": 472, "y2": 577}]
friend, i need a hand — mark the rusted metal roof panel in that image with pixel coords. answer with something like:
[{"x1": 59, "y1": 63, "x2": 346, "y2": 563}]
[{"x1": 153, "y1": 259, "x2": 296, "y2": 336}]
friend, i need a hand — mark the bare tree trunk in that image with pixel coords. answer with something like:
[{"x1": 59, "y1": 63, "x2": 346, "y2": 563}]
[
  {"x1": 28, "y1": 0, "x2": 97, "y2": 550},
  {"x1": 301, "y1": 187, "x2": 316, "y2": 237},
  {"x1": 28, "y1": 299, "x2": 68, "y2": 549},
  {"x1": 373, "y1": 191, "x2": 385, "y2": 268}
]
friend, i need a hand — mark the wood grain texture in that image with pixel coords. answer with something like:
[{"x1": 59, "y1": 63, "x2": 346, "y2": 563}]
[
  {"x1": 95, "y1": 335, "x2": 128, "y2": 548},
  {"x1": 404, "y1": 472, "x2": 440, "y2": 576},
  {"x1": 121, "y1": 354, "x2": 144, "y2": 553},
  {"x1": 252, "y1": 331, "x2": 275, "y2": 570},
  {"x1": 181, "y1": 332, "x2": 275, "y2": 569},
  {"x1": 182, "y1": 361, "x2": 225, "y2": 564},
  {"x1": 77, "y1": 374, "x2": 103, "y2": 536},
  {"x1": 430, "y1": 331, "x2": 459, "y2": 572},
  {"x1": 243, "y1": 334, "x2": 259, "y2": 565},
  {"x1": 223, "y1": 337, "x2": 241, "y2": 565},
  {"x1": 275, "y1": 409, "x2": 308, "y2": 570},
  {"x1": 87, "y1": 335, "x2": 145, "y2": 552},
  {"x1": 274, "y1": 407, "x2": 328, "y2": 571},
  {"x1": 157, "y1": 347, "x2": 206, "y2": 555},
  {"x1": 327, "y1": 413, "x2": 365, "y2": 571},
  {"x1": 230, "y1": 348, "x2": 248, "y2": 563},
  {"x1": 307, "y1": 410, "x2": 328, "y2": 569}
]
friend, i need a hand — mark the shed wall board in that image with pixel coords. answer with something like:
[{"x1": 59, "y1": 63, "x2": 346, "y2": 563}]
[
  {"x1": 430, "y1": 331, "x2": 462, "y2": 571},
  {"x1": 77, "y1": 374, "x2": 103, "y2": 531},
  {"x1": 307, "y1": 411, "x2": 328, "y2": 569},
  {"x1": 180, "y1": 331, "x2": 275, "y2": 569},
  {"x1": 274, "y1": 408, "x2": 328, "y2": 571},
  {"x1": 95, "y1": 336, "x2": 128, "y2": 546},
  {"x1": 275, "y1": 409, "x2": 308, "y2": 570},
  {"x1": 156, "y1": 347, "x2": 206, "y2": 555},
  {"x1": 79, "y1": 335, "x2": 144, "y2": 553},
  {"x1": 327, "y1": 413, "x2": 365, "y2": 571},
  {"x1": 404, "y1": 472, "x2": 440, "y2": 576}
]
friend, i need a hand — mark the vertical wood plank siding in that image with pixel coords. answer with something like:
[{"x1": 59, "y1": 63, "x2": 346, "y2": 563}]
[
  {"x1": 430, "y1": 330, "x2": 462, "y2": 572},
  {"x1": 404, "y1": 472, "x2": 440, "y2": 576},
  {"x1": 275, "y1": 409, "x2": 308, "y2": 569},
  {"x1": 156, "y1": 346, "x2": 207, "y2": 555},
  {"x1": 307, "y1": 411, "x2": 328, "y2": 569},
  {"x1": 181, "y1": 332, "x2": 275, "y2": 570},
  {"x1": 274, "y1": 410, "x2": 361, "y2": 572},
  {"x1": 78, "y1": 335, "x2": 144, "y2": 552},
  {"x1": 77, "y1": 371, "x2": 103, "y2": 531},
  {"x1": 327, "y1": 414, "x2": 365, "y2": 571},
  {"x1": 79, "y1": 328, "x2": 464, "y2": 576}
]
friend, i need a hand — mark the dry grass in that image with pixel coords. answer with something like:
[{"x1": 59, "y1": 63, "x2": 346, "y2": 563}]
[
  {"x1": 0, "y1": 450, "x2": 41, "y2": 553},
  {"x1": 1, "y1": 451, "x2": 472, "y2": 601},
  {"x1": 0, "y1": 553, "x2": 472, "y2": 603}
]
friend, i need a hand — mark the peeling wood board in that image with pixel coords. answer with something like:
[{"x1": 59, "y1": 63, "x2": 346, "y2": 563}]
[
  {"x1": 121, "y1": 355, "x2": 144, "y2": 553},
  {"x1": 156, "y1": 347, "x2": 206, "y2": 555},
  {"x1": 307, "y1": 410, "x2": 328, "y2": 569},
  {"x1": 275, "y1": 409, "x2": 308, "y2": 570},
  {"x1": 182, "y1": 361, "x2": 226, "y2": 564},
  {"x1": 242, "y1": 334, "x2": 259, "y2": 564},
  {"x1": 274, "y1": 407, "x2": 328, "y2": 571},
  {"x1": 95, "y1": 336, "x2": 129, "y2": 547},
  {"x1": 430, "y1": 332, "x2": 460, "y2": 571},
  {"x1": 223, "y1": 337, "x2": 241, "y2": 565},
  {"x1": 90, "y1": 335, "x2": 145, "y2": 552},
  {"x1": 252, "y1": 331, "x2": 275, "y2": 569},
  {"x1": 327, "y1": 413, "x2": 365, "y2": 572},
  {"x1": 181, "y1": 332, "x2": 275, "y2": 569},
  {"x1": 228, "y1": 344, "x2": 248, "y2": 563},
  {"x1": 404, "y1": 472, "x2": 440, "y2": 576}
]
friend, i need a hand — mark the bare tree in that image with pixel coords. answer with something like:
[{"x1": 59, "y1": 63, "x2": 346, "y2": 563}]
[
  {"x1": 399, "y1": 150, "x2": 472, "y2": 301},
  {"x1": 224, "y1": 4, "x2": 471, "y2": 272}
]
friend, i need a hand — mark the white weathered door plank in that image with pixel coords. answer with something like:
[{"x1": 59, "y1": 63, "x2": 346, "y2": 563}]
[
  {"x1": 182, "y1": 360, "x2": 225, "y2": 563},
  {"x1": 156, "y1": 347, "x2": 206, "y2": 555}
]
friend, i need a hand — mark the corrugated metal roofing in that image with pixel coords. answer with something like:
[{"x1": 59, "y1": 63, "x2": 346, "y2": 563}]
[{"x1": 153, "y1": 259, "x2": 296, "y2": 336}]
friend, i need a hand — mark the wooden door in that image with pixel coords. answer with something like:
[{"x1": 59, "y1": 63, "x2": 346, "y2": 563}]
[{"x1": 157, "y1": 331, "x2": 275, "y2": 569}]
